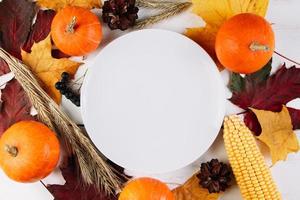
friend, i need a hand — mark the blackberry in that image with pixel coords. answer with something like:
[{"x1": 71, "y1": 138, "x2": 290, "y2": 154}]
[
  {"x1": 55, "y1": 82, "x2": 64, "y2": 90},
  {"x1": 55, "y1": 72, "x2": 81, "y2": 107},
  {"x1": 61, "y1": 72, "x2": 70, "y2": 81}
]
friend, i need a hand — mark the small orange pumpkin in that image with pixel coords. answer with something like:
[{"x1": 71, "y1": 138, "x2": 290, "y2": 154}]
[
  {"x1": 51, "y1": 6, "x2": 102, "y2": 56},
  {"x1": 119, "y1": 177, "x2": 175, "y2": 200},
  {"x1": 0, "y1": 121, "x2": 60, "y2": 183},
  {"x1": 215, "y1": 13, "x2": 275, "y2": 74}
]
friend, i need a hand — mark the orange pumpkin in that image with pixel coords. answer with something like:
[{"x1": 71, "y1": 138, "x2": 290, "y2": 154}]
[
  {"x1": 215, "y1": 13, "x2": 275, "y2": 74},
  {"x1": 51, "y1": 6, "x2": 102, "y2": 56},
  {"x1": 119, "y1": 177, "x2": 175, "y2": 200},
  {"x1": 0, "y1": 121, "x2": 60, "y2": 183}
]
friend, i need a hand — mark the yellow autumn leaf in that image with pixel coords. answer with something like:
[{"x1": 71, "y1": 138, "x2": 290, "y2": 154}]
[
  {"x1": 251, "y1": 106, "x2": 300, "y2": 164},
  {"x1": 187, "y1": 0, "x2": 269, "y2": 70},
  {"x1": 36, "y1": 0, "x2": 101, "y2": 10},
  {"x1": 172, "y1": 174, "x2": 220, "y2": 200},
  {"x1": 186, "y1": 26, "x2": 221, "y2": 69},
  {"x1": 21, "y1": 35, "x2": 81, "y2": 103}
]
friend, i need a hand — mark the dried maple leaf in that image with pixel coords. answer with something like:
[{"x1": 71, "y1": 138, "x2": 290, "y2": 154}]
[
  {"x1": 47, "y1": 157, "x2": 117, "y2": 200},
  {"x1": 23, "y1": 10, "x2": 56, "y2": 53},
  {"x1": 0, "y1": 59, "x2": 34, "y2": 136},
  {"x1": 229, "y1": 64, "x2": 300, "y2": 134},
  {"x1": 0, "y1": 0, "x2": 37, "y2": 59},
  {"x1": 37, "y1": 0, "x2": 102, "y2": 11},
  {"x1": 251, "y1": 106, "x2": 300, "y2": 164},
  {"x1": 186, "y1": 0, "x2": 269, "y2": 69},
  {"x1": 172, "y1": 174, "x2": 220, "y2": 200},
  {"x1": 21, "y1": 35, "x2": 81, "y2": 103}
]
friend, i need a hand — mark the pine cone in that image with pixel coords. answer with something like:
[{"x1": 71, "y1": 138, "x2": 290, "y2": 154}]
[
  {"x1": 102, "y1": 0, "x2": 139, "y2": 31},
  {"x1": 197, "y1": 159, "x2": 233, "y2": 193}
]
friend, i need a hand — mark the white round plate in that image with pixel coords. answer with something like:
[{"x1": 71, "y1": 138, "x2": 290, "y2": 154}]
[{"x1": 81, "y1": 29, "x2": 225, "y2": 173}]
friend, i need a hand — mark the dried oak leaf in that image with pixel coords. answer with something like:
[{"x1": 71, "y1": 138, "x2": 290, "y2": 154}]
[
  {"x1": 21, "y1": 35, "x2": 81, "y2": 103},
  {"x1": 186, "y1": 0, "x2": 269, "y2": 70},
  {"x1": 251, "y1": 106, "x2": 300, "y2": 164},
  {"x1": 229, "y1": 64, "x2": 300, "y2": 134},
  {"x1": 172, "y1": 174, "x2": 220, "y2": 200},
  {"x1": 47, "y1": 157, "x2": 116, "y2": 200},
  {"x1": 23, "y1": 9, "x2": 56, "y2": 53},
  {"x1": 0, "y1": 0, "x2": 37, "y2": 59},
  {"x1": 0, "y1": 59, "x2": 34, "y2": 136},
  {"x1": 37, "y1": 0, "x2": 102, "y2": 11}
]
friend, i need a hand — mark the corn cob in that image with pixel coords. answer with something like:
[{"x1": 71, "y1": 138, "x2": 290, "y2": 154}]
[{"x1": 223, "y1": 115, "x2": 282, "y2": 200}]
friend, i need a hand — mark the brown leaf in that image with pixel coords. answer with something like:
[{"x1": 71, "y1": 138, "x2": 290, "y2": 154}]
[
  {"x1": 186, "y1": 0, "x2": 269, "y2": 70},
  {"x1": 37, "y1": 0, "x2": 102, "y2": 11},
  {"x1": 172, "y1": 174, "x2": 220, "y2": 200},
  {"x1": 251, "y1": 106, "x2": 300, "y2": 164},
  {"x1": 21, "y1": 35, "x2": 81, "y2": 103}
]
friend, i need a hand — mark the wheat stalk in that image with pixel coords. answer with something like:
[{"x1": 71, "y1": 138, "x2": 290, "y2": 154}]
[
  {"x1": 0, "y1": 48, "x2": 121, "y2": 195},
  {"x1": 135, "y1": 1, "x2": 192, "y2": 29},
  {"x1": 136, "y1": 0, "x2": 178, "y2": 9}
]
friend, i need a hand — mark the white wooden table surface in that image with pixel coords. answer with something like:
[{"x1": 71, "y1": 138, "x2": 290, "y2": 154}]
[{"x1": 1, "y1": 0, "x2": 300, "y2": 199}]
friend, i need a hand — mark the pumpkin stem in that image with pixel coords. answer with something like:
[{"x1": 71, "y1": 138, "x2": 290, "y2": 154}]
[
  {"x1": 249, "y1": 42, "x2": 270, "y2": 52},
  {"x1": 66, "y1": 16, "x2": 77, "y2": 33},
  {"x1": 5, "y1": 144, "x2": 18, "y2": 157}
]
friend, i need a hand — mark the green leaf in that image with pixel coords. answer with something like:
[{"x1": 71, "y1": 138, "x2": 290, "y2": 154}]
[
  {"x1": 228, "y1": 59, "x2": 272, "y2": 93},
  {"x1": 229, "y1": 73, "x2": 245, "y2": 93},
  {"x1": 246, "y1": 59, "x2": 272, "y2": 85}
]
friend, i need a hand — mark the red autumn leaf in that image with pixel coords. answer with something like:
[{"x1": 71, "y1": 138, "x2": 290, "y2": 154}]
[
  {"x1": 47, "y1": 157, "x2": 117, "y2": 200},
  {"x1": 23, "y1": 9, "x2": 56, "y2": 53},
  {"x1": 288, "y1": 108, "x2": 300, "y2": 130},
  {"x1": 52, "y1": 49, "x2": 70, "y2": 59},
  {"x1": 0, "y1": 58, "x2": 10, "y2": 109},
  {"x1": 0, "y1": 0, "x2": 37, "y2": 59},
  {"x1": 230, "y1": 64, "x2": 300, "y2": 134},
  {"x1": 0, "y1": 79, "x2": 35, "y2": 136},
  {"x1": 22, "y1": 9, "x2": 70, "y2": 59},
  {"x1": 0, "y1": 59, "x2": 34, "y2": 136},
  {"x1": 0, "y1": 58, "x2": 10, "y2": 75}
]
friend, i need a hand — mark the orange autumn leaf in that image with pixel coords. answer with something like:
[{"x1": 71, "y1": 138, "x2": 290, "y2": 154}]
[
  {"x1": 36, "y1": 0, "x2": 101, "y2": 11},
  {"x1": 21, "y1": 35, "x2": 81, "y2": 103},
  {"x1": 172, "y1": 174, "x2": 220, "y2": 200},
  {"x1": 251, "y1": 106, "x2": 300, "y2": 164},
  {"x1": 187, "y1": 0, "x2": 269, "y2": 70}
]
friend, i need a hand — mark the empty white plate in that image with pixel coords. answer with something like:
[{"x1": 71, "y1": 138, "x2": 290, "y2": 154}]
[{"x1": 81, "y1": 29, "x2": 225, "y2": 173}]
